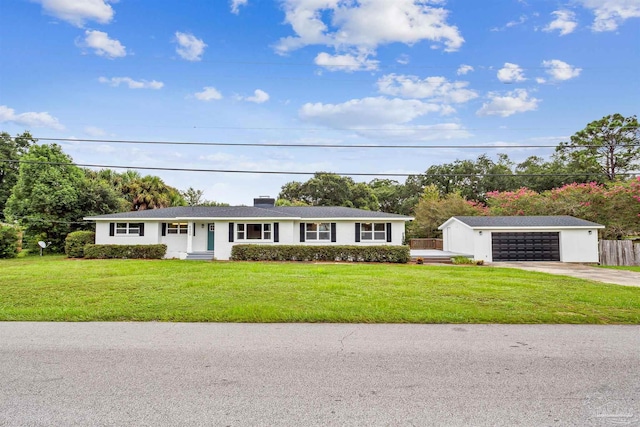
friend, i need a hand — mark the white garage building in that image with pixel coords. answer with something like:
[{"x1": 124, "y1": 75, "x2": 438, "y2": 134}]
[{"x1": 438, "y1": 216, "x2": 605, "y2": 263}]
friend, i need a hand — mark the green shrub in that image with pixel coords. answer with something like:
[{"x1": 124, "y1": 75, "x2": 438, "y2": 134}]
[
  {"x1": 231, "y1": 245, "x2": 410, "y2": 263},
  {"x1": 84, "y1": 244, "x2": 167, "y2": 259},
  {"x1": 451, "y1": 256, "x2": 475, "y2": 265},
  {"x1": 0, "y1": 224, "x2": 20, "y2": 259},
  {"x1": 65, "y1": 231, "x2": 96, "y2": 258}
]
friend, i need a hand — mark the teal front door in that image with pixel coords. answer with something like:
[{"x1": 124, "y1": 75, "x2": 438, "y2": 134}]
[{"x1": 207, "y1": 224, "x2": 215, "y2": 250}]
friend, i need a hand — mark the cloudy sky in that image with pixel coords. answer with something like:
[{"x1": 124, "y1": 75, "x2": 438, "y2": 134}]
[{"x1": 1, "y1": 0, "x2": 638, "y2": 204}]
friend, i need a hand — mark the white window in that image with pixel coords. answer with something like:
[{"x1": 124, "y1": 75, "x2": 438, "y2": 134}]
[
  {"x1": 167, "y1": 223, "x2": 188, "y2": 234},
  {"x1": 238, "y1": 223, "x2": 271, "y2": 240},
  {"x1": 306, "y1": 223, "x2": 331, "y2": 241},
  {"x1": 361, "y1": 223, "x2": 386, "y2": 241},
  {"x1": 116, "y1": 223, "x2": 140, "y2": 235}
]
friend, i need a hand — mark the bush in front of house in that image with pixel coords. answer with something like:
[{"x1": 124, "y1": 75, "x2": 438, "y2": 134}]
[
  {"x1": 451, "y1": 256, "x2": 476, "y2": 265},
  {"x1": 0, "y1": 224, "x2": 20, "y2": 259},
  {"x1": 231, "y1": 245, "x2": 410, "y2": 263},
  {"x1": 65, "y1": 231, "x2": 96, "y2": 258},
  {"x1": 84, "y1": 244, "x2": 167, "y2": 259}
]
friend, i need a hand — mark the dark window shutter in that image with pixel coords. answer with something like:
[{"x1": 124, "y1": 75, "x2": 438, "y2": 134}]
[
  {"x1": 355, "y1": 223, "x2": 361, "y2": 242},
  {"x1": 386, "y1": 222, "x2": 392, "y2": 242},
  {"x1": 229, "y1": 223, "x2": 234, "y2": 242},
  {"x1": 109, "y1": 222, "x2": 115, "y2": 236},
  {"x1": 139, "y1": 223, "x2": 145, "y2": 237},
  {"x1": 299, "y1": 223, "x2": 305, "y2": 242},
  {"x1": 161, "y1": 223, "x2": 166, "y2": 236},
  {"x1": 331, "y1": 223, "x2": 337, "y2": 243},
  {"x1": 193, "y1": 223, "x2": 196, "y2": 236},
  {"x1": 274, "y1": 222, "x2": 279, "y2": 242}
]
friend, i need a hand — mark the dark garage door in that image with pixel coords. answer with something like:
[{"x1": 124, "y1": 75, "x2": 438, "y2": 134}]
[{"x1": 492, "y1": 232, "x2": 560, "y2": 262}]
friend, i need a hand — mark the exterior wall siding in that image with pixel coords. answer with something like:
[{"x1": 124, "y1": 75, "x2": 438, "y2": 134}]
[{"x1": 94, "y1": 219, "x2": 408, "y2": 261}]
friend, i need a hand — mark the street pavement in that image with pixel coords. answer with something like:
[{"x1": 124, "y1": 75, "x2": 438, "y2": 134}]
[{"x1": 1, "y1": 323, "x2": 639, "y2": 426}]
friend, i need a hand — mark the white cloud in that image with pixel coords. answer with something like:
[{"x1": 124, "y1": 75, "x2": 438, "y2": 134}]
[
  {"x1": 314, "y1": 51, "x2": 379, "y2": 72},
  {"x1": 396, "y1": 54, "x2": 410, "y2": 65},
  {"x1": 457, "y1": 64, "x2": 474, "y2": 75},
  {"x1": 491, "y1": 15, "x2": 528, "y2": 32},
  {"x1": 579, "y1": 0, "x2": 640, "y2": 31},
  {"x1": 376, "y1": 74, "x2": 478, "y2": 104},
  {"x1": 299, "y1": 97, "x2": 451, "y2": 129},
  {"x1": 80, "y1": 30, "x2": 126, "y2": 58},
  {"x1": 536, "y1": 77, "x2": 547, "y2": 84},
  {"x1": 476, "y1": 89, "x2": 540, "y2": 117},
  {"x1": 541, "y1": 59, "x2": 582, "y2": 81},
  {"x1": 230, "y1": 0, "x2": 248, "y2": 14},
  {"x1": 194, "y1": 87, "x2": 223, "y2": 101},
  {"x1": 497, "y1": 63, "x2": 526, "y2": 83},
  {"x1": 354, "y1": 122, "x2": 473, "y2": 141},
  {"x1": 244, "y1": 89, "x2": 270, "y2": 104},
  {"x1": 175, "y1": 32, "x2": 206, "y2": 61},
  {"x1": 98, "y1": 76, "x2": 164, "y2": 89},
  {"x1": 275, "y1": 0, "x2": 464, "y2": 62},
  {"x1": 84, "y1": 126, "x2": 106, "y2": 136},
  {"x1": 33, "y1": 0, "x2": 115, "y2": 27},
  {"x1": 0, "y1": 105, "x2": 64, "y2": 130},
  {"x1": 543, "y1": 10, "x2": 578, "y2": 35}
]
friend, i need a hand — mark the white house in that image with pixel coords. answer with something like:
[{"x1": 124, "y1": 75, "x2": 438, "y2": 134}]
[
  {"x1": 85, "y1": 198, "x2": 413, "y2": 260},
  {"x1": 438, "y1": 216, "x2": 605, "y2": 263}
]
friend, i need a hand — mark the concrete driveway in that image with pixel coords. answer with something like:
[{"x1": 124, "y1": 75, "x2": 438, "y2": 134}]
[{"x1": 495, "y1": 262, "x2": 640, "y2": 287}]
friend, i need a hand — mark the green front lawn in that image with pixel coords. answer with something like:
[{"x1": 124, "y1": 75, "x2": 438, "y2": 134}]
[{"x1": 1, "y1": 256, "x2": 639, "y2": 323}]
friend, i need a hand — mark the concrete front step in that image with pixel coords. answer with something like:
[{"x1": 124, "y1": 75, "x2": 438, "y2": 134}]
[
  {"x1": 412, "y1": 257, "x2": 454, "y2": 264},
  {"x1": 184, "y1": 251, "x2": 215, "y2": 261}
]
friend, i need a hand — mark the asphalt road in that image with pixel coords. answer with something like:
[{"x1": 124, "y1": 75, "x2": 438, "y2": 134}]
[{"x1": 1, "y1": 323, "x2": 639, "y2": 426}]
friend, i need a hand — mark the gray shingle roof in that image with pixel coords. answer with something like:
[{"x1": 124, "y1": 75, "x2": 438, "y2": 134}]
[
  {"x1": 452, "y1": 216, "x2": 604, "y2": 228},
  {"x1": 269, "y1": 206, "x2": 412, "y2": 219},
  {"x1": 85, "y1": 206, "x2": 412, "y2": 220}
]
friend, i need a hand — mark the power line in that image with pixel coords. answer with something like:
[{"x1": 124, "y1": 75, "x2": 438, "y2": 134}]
[
  {"x1": 33, "y1": 137, "x2": 640, "y2": 150},
  {"x1": 1, "y1": 159, "x2": 636, "y2": 178}
]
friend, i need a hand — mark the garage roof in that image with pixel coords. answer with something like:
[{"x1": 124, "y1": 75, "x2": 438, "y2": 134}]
[{"x1": 448, "y1": 215, "x2": 604, "y2": 228}]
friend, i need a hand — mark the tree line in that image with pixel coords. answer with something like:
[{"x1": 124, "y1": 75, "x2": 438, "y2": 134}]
[
  {"x1": 0, "y1": 133, "x2": 224, "y2": 252},
  {"x1": 276, "y1": 114, "x2": 640, "y2": 239},
  {"x1": 1, "y1": 113, "x2": 638, "y2": 253}
]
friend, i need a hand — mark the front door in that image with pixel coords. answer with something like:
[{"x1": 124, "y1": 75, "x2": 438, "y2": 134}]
[{"x1": 207, "y1": 224, "x2": 215, "y2": 250}]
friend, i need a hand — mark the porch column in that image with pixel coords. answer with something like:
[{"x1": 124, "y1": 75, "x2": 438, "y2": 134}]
[{"x1": 187, "y1": 221, "x2": 194, "y2": 253}]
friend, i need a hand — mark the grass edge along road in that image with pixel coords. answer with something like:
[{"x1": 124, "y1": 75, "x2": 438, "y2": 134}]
[{"x1": 1, "y1": 256, "x2": 639, "y2": 324}]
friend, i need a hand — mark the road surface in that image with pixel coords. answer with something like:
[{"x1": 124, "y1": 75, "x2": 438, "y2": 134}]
[{"x1": 1, "y1": 323, "x2": 638, "y2": 426}]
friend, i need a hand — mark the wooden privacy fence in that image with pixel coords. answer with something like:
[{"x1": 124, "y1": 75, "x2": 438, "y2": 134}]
[
  {"x1": 409, "y1": 238, "x2": 443, "y2": 250},
  {"x1": 599, "y1": 240, "x2": 640, "y2": 266}
]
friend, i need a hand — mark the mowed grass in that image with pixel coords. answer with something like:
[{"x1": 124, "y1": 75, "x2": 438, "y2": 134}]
[{"x1": 1, "y1": 256, "x2": 639, "y2": 323}]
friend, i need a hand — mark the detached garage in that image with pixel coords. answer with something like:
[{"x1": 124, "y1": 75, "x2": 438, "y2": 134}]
[{"x1": 438, "y1": 216, "x2": 605, "y2": 263}]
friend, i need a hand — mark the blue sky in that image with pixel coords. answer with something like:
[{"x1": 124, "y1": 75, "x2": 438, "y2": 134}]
[{"x1": 1, "y1": 0, "x2": 638, "y2": 205}]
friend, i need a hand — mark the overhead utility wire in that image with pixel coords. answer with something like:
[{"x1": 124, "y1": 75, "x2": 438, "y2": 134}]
[
  {"x1": 35, "y1": 137, "x2": 640, "y2": 150},
  {"x1": 1, "y1": 159, "x2": 636, "y2": 178}
]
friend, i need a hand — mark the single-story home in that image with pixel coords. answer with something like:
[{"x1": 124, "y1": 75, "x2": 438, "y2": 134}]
[
  {"x1": 438, "y1": 216, "x2": 605, "y2": 263},
  {"x1": 84, "y1": 198, "x2": 413, "y2": 260}
]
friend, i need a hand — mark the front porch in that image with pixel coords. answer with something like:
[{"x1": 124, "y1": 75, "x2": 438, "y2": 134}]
[{"x1": 410, "y1": 249, "x2": 473, "y2": 263}]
